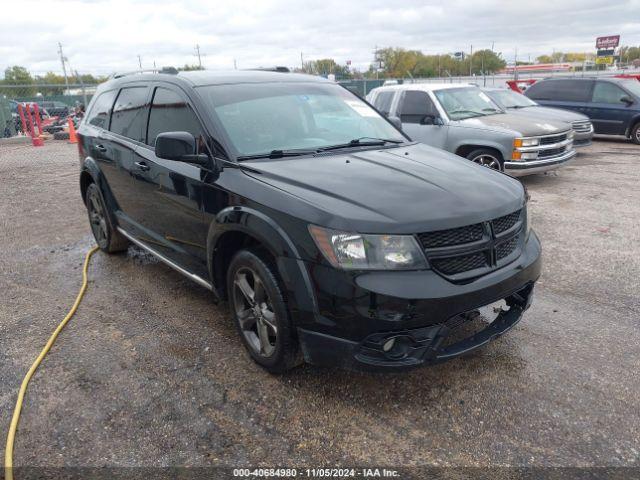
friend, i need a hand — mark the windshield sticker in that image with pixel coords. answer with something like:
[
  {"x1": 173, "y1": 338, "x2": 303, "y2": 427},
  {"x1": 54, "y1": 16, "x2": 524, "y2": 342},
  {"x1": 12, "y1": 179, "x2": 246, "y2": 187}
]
[{"x1": 344, "y1": 100, "x2": 378, "y2": 117}]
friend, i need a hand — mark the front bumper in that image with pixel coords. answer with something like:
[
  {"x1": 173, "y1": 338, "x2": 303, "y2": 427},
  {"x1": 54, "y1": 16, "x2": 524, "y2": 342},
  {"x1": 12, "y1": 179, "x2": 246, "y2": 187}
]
[
  {"x1": 504, "y1": 149, "x2": 576, "y2": 176},
  {"x1": 296, "y1": 232, "x2": 541, "y2": 371}
]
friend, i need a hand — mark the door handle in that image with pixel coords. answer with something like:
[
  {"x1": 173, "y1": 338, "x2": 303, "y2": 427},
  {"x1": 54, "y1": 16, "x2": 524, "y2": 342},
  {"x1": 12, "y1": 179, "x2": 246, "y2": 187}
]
[
  {"x1": 95, "y1": 144, "x2": 107, "y2": 153},
  {"x1": 135, "y1": 161, "x2": 150, "y2": 172}
]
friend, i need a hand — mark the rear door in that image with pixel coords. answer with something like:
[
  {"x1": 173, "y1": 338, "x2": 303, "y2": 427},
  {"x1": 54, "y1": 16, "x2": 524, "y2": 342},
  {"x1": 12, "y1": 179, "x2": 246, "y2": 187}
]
[
  {"x1": 397, "y1": 90, "x2": 448, "y2": 148},
  {"x1": 97, "y1": 85, "x2": 150, "y2": 225},
  {"x1": 128, "y1": 85, "x2": 210, "y2": 277},
  {"x1": 525, "y1": 79, "x2": 593, "y2": 115},
  {"x1": 587, "y1": 81, "x2": 635, "y2": 135}
]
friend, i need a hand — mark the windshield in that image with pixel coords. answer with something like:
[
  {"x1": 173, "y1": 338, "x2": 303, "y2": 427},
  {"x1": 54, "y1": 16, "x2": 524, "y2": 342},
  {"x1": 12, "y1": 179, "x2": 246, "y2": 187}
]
[
  {"x1": 620, "y1": 80, "x2": 640, "y2": 98},
  {"x1": 197, "y1": 82, "x2": 405, "y2": 157},
  {"x1": 434, "y1": 87, "x2": 503, "y2": 120},
  {"x1": 487, "y1": 89, "x2": 537, "y2": 108}
]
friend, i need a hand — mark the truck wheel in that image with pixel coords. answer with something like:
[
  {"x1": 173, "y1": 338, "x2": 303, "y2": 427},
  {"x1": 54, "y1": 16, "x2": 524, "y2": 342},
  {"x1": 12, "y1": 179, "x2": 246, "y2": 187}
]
[
  {"x1": 631, "y1": 123, "x2": 640, "y2": 145},
  {"x1": 85, "y1": 183, "x2": 129, "y2": 253},
  {"x1": 466, "y1": 148, "x2": 504, "y2": 171},
  {"x1": 53, "y1": 131, "x2": 70, "y2": 140},
  {"x1": 227, "y1": 249, "x2": 301, "y2": 373}
]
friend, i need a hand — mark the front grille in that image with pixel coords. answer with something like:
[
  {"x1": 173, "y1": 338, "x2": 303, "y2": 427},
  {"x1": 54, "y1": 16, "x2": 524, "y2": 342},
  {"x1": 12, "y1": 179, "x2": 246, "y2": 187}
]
[
  {"x1": 538, "y1": 147, "x2": 566, "y2": 159},
  {"x1": 419, "y1": 209, "x2": 524, "y2": 279},
  {"x1": 418, "y1": 223, "x2": 484, "y2": 248},
  {"x1": 431, "y1": 252, "x2": 487, "y2": 275},
  {"x1": 539, "y1": 133, "x2": 567, "y2": 145},
  {"x1": 492, "y1": 211, "x2": 521, "y2": 235},
  {"x1": 571, "y1": 120, "x2": 592, "y2": 133},
  {"x1": 496, "y1": 236, "x2": 519, "y2": 260}
]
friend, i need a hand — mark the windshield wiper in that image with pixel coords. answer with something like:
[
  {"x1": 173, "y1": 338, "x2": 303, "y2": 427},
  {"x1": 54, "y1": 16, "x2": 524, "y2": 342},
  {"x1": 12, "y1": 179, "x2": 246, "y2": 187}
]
[
  {"x1": 237, "y1": 149, "x2": 317, "y2": 161},
  {"x1": 316, "y1": 137, "x2": 403, "y2": 152},
  {"x1": 449, "y1": 109, "x2": 484, "y2": 118},
  {"x1": 482, "y1": 108, "x2": 500, "y2": 113}
]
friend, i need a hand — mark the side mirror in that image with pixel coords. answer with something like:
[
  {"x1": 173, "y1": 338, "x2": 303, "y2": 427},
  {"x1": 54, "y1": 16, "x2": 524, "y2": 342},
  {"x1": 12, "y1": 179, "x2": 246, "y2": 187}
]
[
  {"x1": 620, "y1": 95, "x2": 634, "y2": 106},
  {"x1": 388, "y1": 116, "x2": 403, "y2": 131},
  {"x1": 155, "y1": 131, "x2": 209, "y2": 165},
  {"x1": 420, "y1": 115, "x2": 444, "y2": 126}
]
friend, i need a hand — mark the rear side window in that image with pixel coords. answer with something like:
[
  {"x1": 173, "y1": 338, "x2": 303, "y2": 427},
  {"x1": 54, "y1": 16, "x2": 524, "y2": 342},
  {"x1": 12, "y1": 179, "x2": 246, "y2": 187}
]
[
  {"x1": 373, "y1": 91, "x2": 394, "y2": 116},
  {"x1": 399, "y1": 90, "x2": 438, "y2": 123},
  {"x1": 109, "y1": 87, "x2": 149, "y2": 142},
  {"x1": 146, "y1": 88, "x2": 202, "y2": 147},
  {"x1": 85, "y1": 90, "x2": 118, "y2": 129},
  {"x1": 591, "y1": 82, "x2": 627, "y2": 104},
  {"x1": 526, "y1": 80, "x2": 593, "y2": 102}
]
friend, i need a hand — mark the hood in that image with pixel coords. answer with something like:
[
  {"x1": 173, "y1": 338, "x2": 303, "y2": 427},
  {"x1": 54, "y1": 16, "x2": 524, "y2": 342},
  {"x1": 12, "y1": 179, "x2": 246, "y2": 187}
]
[
  {"x1": 458, "y1": 112, "x2": 571, "y2": 137},
  {"x1": 242, "y1": 143, "x2": 525, "y2": 234},
  {"x1": 507, "y1": 105, "x2": 590, "y2": 123}
]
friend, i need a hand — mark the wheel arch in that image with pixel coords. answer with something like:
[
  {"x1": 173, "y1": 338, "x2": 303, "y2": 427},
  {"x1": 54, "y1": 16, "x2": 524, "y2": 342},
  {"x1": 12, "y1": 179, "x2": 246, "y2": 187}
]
[
  {"x1": 207, "y1": 207, "x2": 318, "y2": 319},
  {"x1": 455, "y1": 144, "x2": 505, "y2": 160}
]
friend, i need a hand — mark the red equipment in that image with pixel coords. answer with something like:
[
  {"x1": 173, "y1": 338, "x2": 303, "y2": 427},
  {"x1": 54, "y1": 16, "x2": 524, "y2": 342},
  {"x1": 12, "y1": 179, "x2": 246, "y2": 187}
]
[
  {"x1": 506, "y1": 79, "x2": 538, "y2": 93},
  {"x1": 16, "y1": 103, "x2": 44, "y2": 147}
]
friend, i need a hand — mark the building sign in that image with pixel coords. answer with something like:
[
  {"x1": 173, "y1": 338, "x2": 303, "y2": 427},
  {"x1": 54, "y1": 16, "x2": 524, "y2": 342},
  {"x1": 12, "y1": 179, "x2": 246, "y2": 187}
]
[
  {"x1": 597, "y1": 49, "x2": 615, "y2": 57},
  {"x1": 595, "y1": 56, "x2": 615, "y2": 65},
  {"x1": 596, "y1": 35, "x2": 620, "y2": 49}
]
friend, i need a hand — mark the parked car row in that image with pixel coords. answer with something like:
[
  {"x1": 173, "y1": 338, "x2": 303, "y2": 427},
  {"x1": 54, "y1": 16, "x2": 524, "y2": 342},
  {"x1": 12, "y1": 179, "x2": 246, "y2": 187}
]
[{"x1": 367, "y1": 84, "x2": 584, "y2": 176}]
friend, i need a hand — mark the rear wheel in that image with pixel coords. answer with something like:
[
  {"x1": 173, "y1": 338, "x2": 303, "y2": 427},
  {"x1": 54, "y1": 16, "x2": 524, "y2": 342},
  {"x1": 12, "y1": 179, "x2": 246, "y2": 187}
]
[
  {"x1": 227, "y1": 249, "x2": 301, "y2": 373},
  {"x1": 85, "y1": 183, "x2": 129, "y2": 253},
  {"x1": 631, "y1": 123, "x2": 640, "y2": 145},
  {"x1": 466, "y1": 148, "x2": 504, "y2": 171}
]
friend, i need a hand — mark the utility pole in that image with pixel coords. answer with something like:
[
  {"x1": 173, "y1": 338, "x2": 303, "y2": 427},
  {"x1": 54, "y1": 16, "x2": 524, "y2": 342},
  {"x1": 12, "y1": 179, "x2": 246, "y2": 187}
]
[
  {"x1": 514, "y1": 47, "x2": 518, "y2": 80},
  {"x1": 74, "y1": 70, "x2": 88, "y2": 107},
  {"x1": 137, "y1": 55, "x2": 142, "y2": 70},
  {"x1": 469, "y1": 44, "x2": 473, "y2": 76},
  {"x1": 58, "y1": 42, "x2": 70, "y2": 95},
  {"x1": 195, "y1": 44, "x2": 202, "y2": 68},
  {"x1": 233, "y1": 58, "x2": 237, "y2": 70},
  {"x1": 300, "y1": 52, "x2": 304, "y2": 71}
]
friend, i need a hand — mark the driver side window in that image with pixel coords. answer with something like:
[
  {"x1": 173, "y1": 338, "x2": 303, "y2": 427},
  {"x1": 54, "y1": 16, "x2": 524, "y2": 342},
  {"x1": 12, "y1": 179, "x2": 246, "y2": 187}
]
[{"x1": 399, "y1": 91, "x2": 438, "y2": 124}]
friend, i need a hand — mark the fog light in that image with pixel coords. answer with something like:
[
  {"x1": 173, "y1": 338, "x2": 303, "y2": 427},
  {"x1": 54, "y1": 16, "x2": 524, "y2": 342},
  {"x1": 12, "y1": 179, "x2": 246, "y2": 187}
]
[{"x1": 382, "y1": 338, "x2": 396, "y2": 352}]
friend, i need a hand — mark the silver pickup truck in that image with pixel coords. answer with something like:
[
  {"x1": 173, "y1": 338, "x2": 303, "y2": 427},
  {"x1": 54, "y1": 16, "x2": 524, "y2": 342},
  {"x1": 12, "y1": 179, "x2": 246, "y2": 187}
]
[{"x1": 367, "y1": 83, "x2": 576, "y2": 176}]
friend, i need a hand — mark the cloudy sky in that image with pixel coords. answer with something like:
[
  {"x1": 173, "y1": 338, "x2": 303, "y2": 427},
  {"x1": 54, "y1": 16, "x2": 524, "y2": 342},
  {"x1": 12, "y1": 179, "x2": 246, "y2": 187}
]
[{"x1": 1, "y1": 0, "x2": 639, "y2": 77}]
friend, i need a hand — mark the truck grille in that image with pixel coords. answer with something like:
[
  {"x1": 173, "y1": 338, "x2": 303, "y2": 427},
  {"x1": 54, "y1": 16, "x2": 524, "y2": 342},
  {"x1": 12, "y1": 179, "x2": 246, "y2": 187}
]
[
  {"x1": 571, "y1": 120, "x2": 592, "y2": 133},
  {"x1": 538, "y1": 147, "x2": 567, "y2": 159},
  {"x1": 539, "y1": 133, "x2": 567, "y2": 145},
  {"x1": 418, "y1": 209, "x2": 524, "y2": 280}
]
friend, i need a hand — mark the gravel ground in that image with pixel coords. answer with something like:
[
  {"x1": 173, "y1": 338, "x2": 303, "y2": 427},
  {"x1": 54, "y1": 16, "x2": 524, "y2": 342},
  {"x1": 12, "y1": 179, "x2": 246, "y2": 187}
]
[{"x1": 0, "y1": 139, "x2": 639, "y2": 476}]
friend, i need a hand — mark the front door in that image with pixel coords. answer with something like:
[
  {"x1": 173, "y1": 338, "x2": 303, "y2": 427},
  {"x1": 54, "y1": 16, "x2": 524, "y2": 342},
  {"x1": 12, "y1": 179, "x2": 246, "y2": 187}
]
[
  {"x1": 587, "y1": 81, "x2": 635, "y2": 135},
  {"x1": 127, "y1": 85, "x2": 211, "y2": 277},
  {"x1": 397, "y1": 90, "x2": 448, "y2": 149}
]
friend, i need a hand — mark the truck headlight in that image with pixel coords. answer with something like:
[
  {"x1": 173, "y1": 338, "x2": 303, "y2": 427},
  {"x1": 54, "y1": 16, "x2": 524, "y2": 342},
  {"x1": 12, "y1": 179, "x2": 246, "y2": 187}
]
[
  {"x1": 514, "y1": 137, "x2": 539, "y2": 148},
  {"x1": 309, "y1": 225, "x2": 428, "y2": 270}
]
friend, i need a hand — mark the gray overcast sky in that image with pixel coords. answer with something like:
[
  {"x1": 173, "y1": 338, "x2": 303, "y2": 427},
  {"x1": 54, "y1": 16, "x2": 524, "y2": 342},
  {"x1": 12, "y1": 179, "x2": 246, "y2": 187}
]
[{"x1": 1, "y1": 0, "x2": 639, "y2": 77}]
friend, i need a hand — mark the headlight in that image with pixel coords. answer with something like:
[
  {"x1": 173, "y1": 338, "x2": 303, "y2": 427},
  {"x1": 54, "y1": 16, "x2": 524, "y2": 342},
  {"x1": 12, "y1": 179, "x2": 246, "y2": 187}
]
[
  {"x1": 514, "y1": 137, "x2": 539, "y2": 148},
  {"x1": 309, "y1": 225, "x2": 428, "y2": 270}
]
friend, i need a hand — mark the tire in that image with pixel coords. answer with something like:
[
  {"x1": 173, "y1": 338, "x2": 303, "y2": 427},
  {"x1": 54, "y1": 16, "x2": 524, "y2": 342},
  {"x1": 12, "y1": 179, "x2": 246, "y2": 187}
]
[
  {"x1": 466, "y1": 148, "x2": 504, "y2": 171},
  {"x1": 84, "y1": 183, "x2": 129, "y2": 253},
  {"x1": 631, "y1": 123, "x2": 640, "y2": 145},
  {"x1": 227, "y1": 249, "x2": 301, "y2": 373},
  {"x1": 53, "y1": 131, "x2": 70, "y2": 140}
]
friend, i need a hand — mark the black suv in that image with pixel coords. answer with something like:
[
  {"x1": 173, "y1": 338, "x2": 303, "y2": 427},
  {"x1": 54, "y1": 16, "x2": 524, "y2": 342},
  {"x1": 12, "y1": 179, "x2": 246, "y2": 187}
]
[
  {"x1": 524, "y1": 77, "x2": 640, "y2": 144},
  {"x1": 78, "y1": 70, "x2": 541, "y2": 372}
]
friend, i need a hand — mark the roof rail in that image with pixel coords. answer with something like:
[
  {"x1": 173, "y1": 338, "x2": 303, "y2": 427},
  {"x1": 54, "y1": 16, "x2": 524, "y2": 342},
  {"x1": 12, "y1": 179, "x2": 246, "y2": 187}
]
[
  {"x1": 109, "y1": 67, "x2": 179, "y2": 79},
  {"x1": 247, "y1": 66, "x2": 290, "y2": 73}
]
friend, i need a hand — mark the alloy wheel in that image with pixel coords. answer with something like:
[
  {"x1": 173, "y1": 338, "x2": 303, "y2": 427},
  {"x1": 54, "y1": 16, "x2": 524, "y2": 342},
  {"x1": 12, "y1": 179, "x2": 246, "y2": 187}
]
[
  {"x1": 233, "y1": 267, "x2": 278, "y2": 357},
  {"x1": 471, "y1": 154, "x2": 501, "y2": 170},
  {"x1": 87, "y1": 190, "x2": 108, "y2": 247}
]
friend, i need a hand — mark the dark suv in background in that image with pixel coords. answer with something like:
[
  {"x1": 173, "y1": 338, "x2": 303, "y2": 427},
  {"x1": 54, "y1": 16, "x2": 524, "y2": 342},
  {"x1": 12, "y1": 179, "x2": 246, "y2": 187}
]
[
  {"x1": 524, "y1": 77, "x2": 640, "y2": 144},
  {"x1": 77, "y1": 70, "x2": 541, "y2": 372}
]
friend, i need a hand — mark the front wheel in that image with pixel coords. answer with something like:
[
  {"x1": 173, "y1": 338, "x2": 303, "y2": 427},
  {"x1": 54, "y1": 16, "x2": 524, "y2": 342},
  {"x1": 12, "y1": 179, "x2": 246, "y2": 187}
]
[
  {"x1": 631, "y1": 123, "x2": 640, "y2": 145},
  {"x1": 466, "y1": 148, "x2": 504, "y2": 171},
  {"x1": 85, "y1": 183, "x2": 129, "y2": 253},
  {"x1": 227, "y1": 249, "x2": 301, "y2": 373}
]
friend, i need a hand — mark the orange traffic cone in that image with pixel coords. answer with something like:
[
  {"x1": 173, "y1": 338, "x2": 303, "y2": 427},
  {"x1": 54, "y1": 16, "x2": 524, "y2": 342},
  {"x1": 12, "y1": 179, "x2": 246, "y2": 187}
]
[{"x1": 68, "y1": 118, "x2": 78, "y2": 144}]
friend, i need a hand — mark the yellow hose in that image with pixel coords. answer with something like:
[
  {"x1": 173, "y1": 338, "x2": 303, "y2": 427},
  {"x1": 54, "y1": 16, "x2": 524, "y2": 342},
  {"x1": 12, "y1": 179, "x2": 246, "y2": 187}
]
[{"x1": 4, "y1": 246, "x2": 100, "y2": 480}]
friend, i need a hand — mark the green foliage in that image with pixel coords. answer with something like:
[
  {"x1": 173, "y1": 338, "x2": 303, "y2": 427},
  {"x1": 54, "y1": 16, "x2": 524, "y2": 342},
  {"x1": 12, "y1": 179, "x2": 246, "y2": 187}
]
[
  {"x1": 301, "y1": 58, "x2": 352, "y2": 78},
  {"x1": 178, "y1": 64, "x2": 205, "y2": 71}
]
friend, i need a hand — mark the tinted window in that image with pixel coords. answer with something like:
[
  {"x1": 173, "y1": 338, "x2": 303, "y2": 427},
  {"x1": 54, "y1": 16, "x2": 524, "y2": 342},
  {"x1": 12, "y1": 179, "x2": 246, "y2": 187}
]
[
  {"x1": 85, "y1": 90, "x2": 118, "y2": 129},
  {"x1": 526, "y1": 80, "x2": 593, "y2": 102},
  {"x1": 592, "y1": 82, "x2": 627, "y2": 104},
  {"x1": 147, "y1": 88, "x2": 202, "y2": 147},
  {"x1": 399, "y1": 91, "x2": 439, "y2": 123},
  {"x1": 110, "y1": 87, "x2": 149, "y2": 142},
  {"x1": 373, "y1": 91, "x2": 394, "y2": 116}
]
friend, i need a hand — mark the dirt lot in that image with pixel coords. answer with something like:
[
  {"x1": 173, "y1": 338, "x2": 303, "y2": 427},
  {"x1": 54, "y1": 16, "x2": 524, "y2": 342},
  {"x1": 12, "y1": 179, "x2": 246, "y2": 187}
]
[{"x1": 1, "y1": 138, "x2": 639, "y2": 475}]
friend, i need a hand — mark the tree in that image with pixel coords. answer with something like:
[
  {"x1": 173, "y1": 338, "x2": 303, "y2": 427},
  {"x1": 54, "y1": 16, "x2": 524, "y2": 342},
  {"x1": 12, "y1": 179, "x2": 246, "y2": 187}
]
[
  {"x1": 301, "y1": 58, "x2": 352, "y2": 79},
  {"x1": 178, "y1": 64, "x2": 204, "y2": 71}
]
